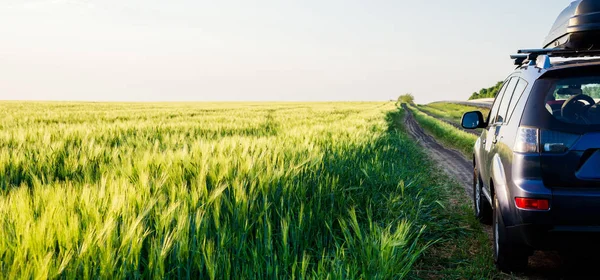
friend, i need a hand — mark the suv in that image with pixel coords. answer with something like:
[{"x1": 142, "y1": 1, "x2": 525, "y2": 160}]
[
  {"x1": 461, "y1": 0, "x2": 600, "y2": 271},
  {"x1": 462, "y1": 51, "x2": 600, "y2": 271}
]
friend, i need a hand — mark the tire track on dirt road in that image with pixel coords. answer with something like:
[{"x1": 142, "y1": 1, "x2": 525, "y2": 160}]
[{"x1": 402, "y1": 106, "x2": 579, "y2": 280}]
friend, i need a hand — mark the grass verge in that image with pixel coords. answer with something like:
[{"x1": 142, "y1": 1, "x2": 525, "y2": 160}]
[{"x1": 410, "y1": 178, "x2": 498, "y2": 279}]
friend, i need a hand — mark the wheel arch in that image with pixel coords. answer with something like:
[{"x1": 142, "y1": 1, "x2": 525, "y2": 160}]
[{"x1": 490, "y1": 153, "x2": 515, "y2": 225}]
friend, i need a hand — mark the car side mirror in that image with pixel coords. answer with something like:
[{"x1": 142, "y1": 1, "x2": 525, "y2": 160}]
[{"x1": 461, "y1": 111, "x2": 485, "y2": 129}]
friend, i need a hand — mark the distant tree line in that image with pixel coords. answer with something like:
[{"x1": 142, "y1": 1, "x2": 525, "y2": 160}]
[{"x1": 468, "y1": 82, "x2": 503, "y2": 100}]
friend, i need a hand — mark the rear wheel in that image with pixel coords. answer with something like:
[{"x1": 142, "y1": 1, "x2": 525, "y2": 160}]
[
  {"x1": 473, "y1": 166, "x2": 492, "y2": 224},
  {"x1": 493, "y1": 196, "x2": 529, "y2": 272}
]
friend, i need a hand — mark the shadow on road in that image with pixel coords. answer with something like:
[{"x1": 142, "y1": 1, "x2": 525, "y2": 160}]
[{"x1": 521, "y1": 251, "x2": 600, "y2": 279}]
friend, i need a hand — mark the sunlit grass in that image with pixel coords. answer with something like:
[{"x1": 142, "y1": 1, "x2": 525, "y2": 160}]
[{"x1": 0, "y1": 102, "x2": 460, "y2": 279}]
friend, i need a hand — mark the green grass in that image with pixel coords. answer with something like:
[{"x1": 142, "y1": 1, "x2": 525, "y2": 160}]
[
  {"x1": 416, "y1": 103, "x2": 490, "y2": 126},
  {"x1": 0, "y1": 102, "x2": 497, "y2": 279},
  {"x1": 407, "y1": 104, "x2": 478, "y2": 157},
  {"x1": 412, "y1": 182, "x2": 497, "y2": 279}
]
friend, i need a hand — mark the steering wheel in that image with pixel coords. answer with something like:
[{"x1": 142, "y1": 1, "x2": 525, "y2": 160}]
[{"x1": 561, "y1": 94, "x2": 596, "y2": 121}]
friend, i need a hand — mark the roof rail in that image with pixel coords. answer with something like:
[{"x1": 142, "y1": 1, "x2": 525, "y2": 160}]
[{"x1": 511, "y1": 48, "x2": 600, "y2": 67}]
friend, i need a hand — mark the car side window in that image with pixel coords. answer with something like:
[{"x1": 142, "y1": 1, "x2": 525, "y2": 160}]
[
  {"x1": 506, "y1": 78, "x2": 528, "y2": 123},
  {"x1": 487, "y1": 78, "x2": 511, "y2": 125},
  {"x1": 496, "y1": 77, "x2": 519, "y2": 124}
]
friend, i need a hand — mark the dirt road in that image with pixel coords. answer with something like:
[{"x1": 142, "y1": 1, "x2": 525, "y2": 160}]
[
  {"x1": 404, "y1": 106, "x2": 473, "y2": 190},
  {"x1": 402, "y1": 108, "x2": 600, "y2": 280}
]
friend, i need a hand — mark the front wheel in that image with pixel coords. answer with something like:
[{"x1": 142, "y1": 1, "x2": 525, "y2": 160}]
[
  {"x1": 473, "y1": 167, "x2": 492, "y2": 224},
  {"x1": 493, "y1": 196, "x2": 529, "y2": 272}
]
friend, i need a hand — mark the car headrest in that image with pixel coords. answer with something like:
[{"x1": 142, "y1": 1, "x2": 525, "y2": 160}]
[{"x1": 557, "y1": 88, "x2": 583, "y2": 96}]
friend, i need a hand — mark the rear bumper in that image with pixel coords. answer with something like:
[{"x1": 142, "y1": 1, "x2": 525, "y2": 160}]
[
  {"x1": 505, "y1": 181, "x2": 600, "y2": 250},
  {"x1": 505, "y1": 179, "x2": 600, "y2": 250}
]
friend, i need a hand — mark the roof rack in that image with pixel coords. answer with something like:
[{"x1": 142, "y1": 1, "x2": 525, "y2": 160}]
[{"x1": 511, "y1": 48, "x2": 600, "y2": 67}]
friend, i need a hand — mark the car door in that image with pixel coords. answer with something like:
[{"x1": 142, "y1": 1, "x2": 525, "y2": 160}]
[
  {"x1": 480, "y1": 77, "x2": 513, "y2": 190},
  {"x1": 484, "y1": 77, "x2": 519, "y2": 194},
  {"x1": 493, "y1": 77, "x2": 528, "y2": 157}
]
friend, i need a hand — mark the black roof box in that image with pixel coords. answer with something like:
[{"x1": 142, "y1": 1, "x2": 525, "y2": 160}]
[{"x1": 544, "y1": 0, "x2": 600, "y2": 50}]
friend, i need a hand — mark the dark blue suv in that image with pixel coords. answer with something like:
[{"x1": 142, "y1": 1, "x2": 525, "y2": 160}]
[
  {"x1": 461, "y1": 0, "x2": 600, "y2": 271},
  {"x1": 462, "y1": 50, "x2": 600, "y2": 271}
]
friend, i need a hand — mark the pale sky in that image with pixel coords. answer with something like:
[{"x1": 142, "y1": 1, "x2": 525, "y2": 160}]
[{"x1": 0, "y1": 0, "x2": 571, "y2": 103}]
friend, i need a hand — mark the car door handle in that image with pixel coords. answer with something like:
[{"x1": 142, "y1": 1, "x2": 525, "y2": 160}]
[{"x1": 492, "y1": 126, "x2": 502, "y2": 144}]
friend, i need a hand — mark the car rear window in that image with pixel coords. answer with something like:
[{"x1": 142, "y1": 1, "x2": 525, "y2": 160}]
[{"x1": 544, "y1": 76, "x2": 600, "y2": 125}]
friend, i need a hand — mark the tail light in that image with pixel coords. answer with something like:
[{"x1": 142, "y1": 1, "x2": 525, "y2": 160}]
[
  {"x1": 514, "y1": 127, "x2": 539, "y2": 154},
  {"x1": 515, "y1": 198, "x2": 550, "y2": 210},
  {"x1": 540, "y1": 130, "x2": 580, "y2": 153},
  {"x1": 514, "y1": 128, "x2": 580, "y2": 154}
]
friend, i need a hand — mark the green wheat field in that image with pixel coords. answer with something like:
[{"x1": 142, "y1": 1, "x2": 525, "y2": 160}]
[{"x1": 0, "y1": 102, "x2": 459, "y2": 279}]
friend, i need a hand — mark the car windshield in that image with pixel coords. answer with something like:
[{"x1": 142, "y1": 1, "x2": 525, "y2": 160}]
[{"x1": 544, "y1": 76, "x2": 600, "y2": 125}]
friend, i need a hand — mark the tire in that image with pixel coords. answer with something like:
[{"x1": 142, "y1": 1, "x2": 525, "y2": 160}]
[
  {"x1": 473, "y1": 166, "x2": 492, "y2": 224},
  {"x1": 493, "y1": 196, "x2": 529, "y2": 272}
]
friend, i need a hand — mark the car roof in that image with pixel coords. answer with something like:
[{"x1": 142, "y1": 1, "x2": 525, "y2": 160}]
[
  {"x1": 548, "y1": 58, "x2": 600, "y2": 70},
  {"x1": 516, "y1": 57, "x2": 600, "y2": 80}
]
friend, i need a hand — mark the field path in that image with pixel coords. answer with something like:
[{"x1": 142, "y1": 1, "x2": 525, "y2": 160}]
[
  {"x1": 403, "y1": 105, "x2": 472, "y2": 193},
  {"x1": 401, "y1": 106, "x2": 593, "y2": 280}
]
